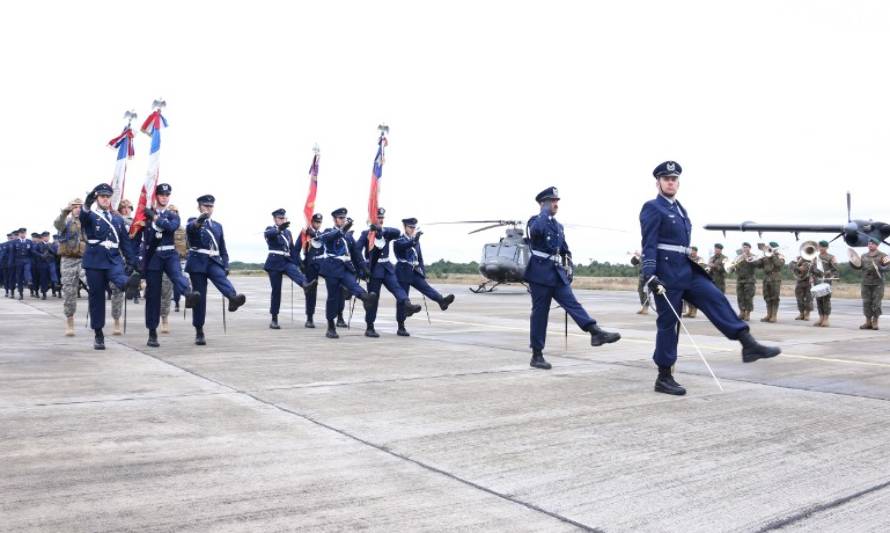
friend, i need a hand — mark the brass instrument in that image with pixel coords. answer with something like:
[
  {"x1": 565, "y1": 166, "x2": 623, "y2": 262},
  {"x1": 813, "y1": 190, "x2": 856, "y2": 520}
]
[
  {"x1": 848, "y1": 248, "x2": 862, "y2": 268},
  {"x1": 799, "y1": 240, "x2": 818, "y2": 262},
  {"x1": 726, "y1": 251, "x2": 753, "y2": 274}
]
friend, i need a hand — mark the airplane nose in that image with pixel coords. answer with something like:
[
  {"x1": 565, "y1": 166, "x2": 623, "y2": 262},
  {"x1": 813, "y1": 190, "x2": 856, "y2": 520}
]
[{"x1": 843, "y1": 222, "x2": 860, "y2": 246}]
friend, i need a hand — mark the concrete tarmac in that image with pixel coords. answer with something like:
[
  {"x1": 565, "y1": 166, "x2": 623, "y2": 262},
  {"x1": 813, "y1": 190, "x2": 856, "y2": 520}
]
[{"x1": 2, "y1": 278, "x2": 889, "y2": 532}]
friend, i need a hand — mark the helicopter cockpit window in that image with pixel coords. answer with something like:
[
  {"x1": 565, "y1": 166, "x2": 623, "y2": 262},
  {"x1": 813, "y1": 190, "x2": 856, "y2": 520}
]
[
  {"x1": 483, "y1": 244, "x2": 499, "y2": 259},
  {"x1": 498, "y1": 244, "x2": 519, "y2": 260}
]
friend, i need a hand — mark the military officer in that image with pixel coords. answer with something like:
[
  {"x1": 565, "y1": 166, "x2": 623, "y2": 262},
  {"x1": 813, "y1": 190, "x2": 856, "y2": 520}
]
[
  {"x1": 629, "y1": 252, "x2": 648, "y2": 314},
  {"x1": 302, "y1": 213, "x2": 325, "y2": 328},
  {"x1": 707, "y1": 243, "x2": 728, "y2": 294},
  {"x1": 526, "y1": 186, "x2": 621, "y2": 370},
  {"x1": 184, "y1": 194, "x2": 246, "y2": 345},
  {"x1": 264, "y1": 208, "x2": 316, "y2": 329},
  {"x1": 355, "y1": 208, "x2": 422, "y2": 338},
  {"x1": 789, "y1": 254, "x2": 814, "y2": 321},
  {"x1": 12, "y1": 228, "x2": 33, "y2": 300},
  {"x1": 79, "y1": 183, "x2": 140, "y2": 350},
  {"x1": 641, "y1": 161, "x2": 780, "y2": 395},
  {"x1": 733, "y1": 243, "x2": 757, "y2": 321},
  {"x1": 54, "y1": 198, "x2": 86, "y2": 335},
  {"x1": 316, "y1": 208, "x2": 378, "y2": 339},
  {"x1": 851, "y1": 238, "x2": 889, "y2": 330},
  {"x1": 812, "y1": 240, "x2": 839, "y2": 327},
  {"x1": 141, "y1": 184, "x2": 199, "y2": 348},
  {"x1": 753, "y1": 242, "x2": 785, "y2": 323},
  {"x1": 392, "y1": 217, "x2": 456, "y2": 336}
]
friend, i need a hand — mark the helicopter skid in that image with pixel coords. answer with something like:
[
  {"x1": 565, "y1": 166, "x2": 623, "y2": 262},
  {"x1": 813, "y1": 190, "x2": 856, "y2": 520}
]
[{"x1": 470, "y1": 281, "x2": 500, "y2": 293}]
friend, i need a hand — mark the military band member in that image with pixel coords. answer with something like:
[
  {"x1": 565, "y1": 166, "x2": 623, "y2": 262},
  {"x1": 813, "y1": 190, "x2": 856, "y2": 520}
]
[
  {"x1": 734, "y1": 243, "x2": 757, "y2": 321},
  {"x1": 753, "y1": 242, "x2": 785, "y2": 323},
  {"x1": 630, "y1": 252, "x2": 648, "y2": 314},
  {"x1": 392, "y1": 217, "x2": 455, "y2": 336},
  {"x1": 641, "y1": 161, "x2": 780, "y2": 395},
  {"x1": 264, "y1": 208, "x2": 315, "y2": 330},
  {"x1": 54, "y1": 198, "x2": 86, "y2": 336},
  {"x1": 355, "y1": 208, "x2": 422, "y2": 338},
  {"x1": 79, "y1": 183, "x2": 140, "y2": 350},
  {"x1": 316, "y1": 208, "x2": 378, "y2": 339},
  {"x1": 302, "y1": 213, "x2": 324, "y2": 328},
  {"x1": 851, "y1": 238, "x2": 889, "y2": 330},
  {"x1": 813, "y1": 240, "x2": 839, "y2": 327},
  {"x1": 12, "y1": 228, "x2": 33, "y2": 300},
  {"x1": 526, "y1": 186, "x2": 621, "y2": 370},
  {"x1": 185, "y1": 194, "x2": 246, "y2": 345},
  {"x1": 789, "y1": 254, "x2": 814, "y2": 321},
  {"x1": 141, "y1": 184, "x2": 200, "y2": 348},
  {"x1": 707, "y1": 243, "x2": 728, "y2": 294}
]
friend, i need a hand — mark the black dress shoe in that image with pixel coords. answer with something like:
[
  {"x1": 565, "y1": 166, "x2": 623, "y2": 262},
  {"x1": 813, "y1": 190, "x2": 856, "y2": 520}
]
[
  {"x1": 587, "y1": 324, "x2": 621, "y2": 346},
  {"x1": 336, "y1": 317, "x2": 347, "y2": 328},
  {"x1": 228, "y1": 294, "x2": 246, "y2": 312},
  {"x1": 530, "y1": 349, "x2": 551, "y2": 370},
  {"x1": 94, "y1": 330, "x2": 105, "y2": 350},
  {"x1": 404, "y1": 301, "x2": 422, "y2": 317},
  {"x1": 305, "y1": 318, "x2": 315, "y2": 329},
  {"x1": 396, "y1": 322, "x2": 410, "y2": 337},
  {"x1": 195, "y1": 327, "x2": 206, "y2": 346},
  {"x1": 269, "y1": 317, "x2": 281, "y2": 330},
  {"x1": 147, "y1": 329, "x2": 160, "y2": 348},
  {"x1": 185, "y1": 291, "x2": 200, "y2": 309},
  {"x1": 365, "y1": 326, "x2": 380, "y2": 338},
  {"x1": 654, "y1": 366, "x2": 686, "y2": 395},
  {"x1": 438, "y1": 294, "x2": 455, "y2": 311},
  {"x1": 739, "y1": 330, "x2": 781, "y2": 363}
]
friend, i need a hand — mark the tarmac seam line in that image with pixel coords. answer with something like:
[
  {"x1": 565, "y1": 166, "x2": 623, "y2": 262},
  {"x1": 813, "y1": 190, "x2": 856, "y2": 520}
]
[{"x1": 755, "y1": 477, "x2": 890, "y2": 531}]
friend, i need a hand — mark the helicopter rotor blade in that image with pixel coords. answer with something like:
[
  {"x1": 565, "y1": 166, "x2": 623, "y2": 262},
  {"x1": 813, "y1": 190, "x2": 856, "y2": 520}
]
[{"x1": 467, "y1": 223, "x2": 509, "y2": 235}]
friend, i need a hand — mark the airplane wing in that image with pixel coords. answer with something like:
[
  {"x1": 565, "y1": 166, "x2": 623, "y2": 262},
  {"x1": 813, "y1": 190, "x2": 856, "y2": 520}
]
[{"x1": 703, "y1": 222, "x2": 846, "y2": 234}]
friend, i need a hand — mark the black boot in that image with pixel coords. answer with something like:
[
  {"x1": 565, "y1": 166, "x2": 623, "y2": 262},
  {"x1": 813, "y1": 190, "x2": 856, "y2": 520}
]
[
  {"x1": 18, "y1": 290, "x2": 23, "y2": 300},
  {"x1": 739, "y1": 330, "x2": 781, "y2": 363},
  {"x1": 174, "y1": 302, "x2": 180, "y2": 313},
  {"x1": 326, "y1": 319, "x2": 339, "y2": 339},
  {"x1": 404, "y1": 299, "x2": 422, "y2": 317},
  {"x1": 655, "y1": 366, "x2": 686, "y2": 395},
  {"x1": 269, "y1": 315, "x2": 280, "y2": 330},
  {"x1": 184, "y1": 290, "x2": 201, "y2": 309},
  {"x1": 195, "y1": 327, "x2": 206, "y2": 346},
  {"x1": 336, "y1": 314, "x2": 347, "y2": 328},
  {"x1": 365, "y1": 324, "x2": 380, "y2": 338},
  {"x1": 94, "y1": 329, "x2": 105, "y2": 350},
  {"x1": 438, "y1": 294, "x2": 455, "y2": 311},
  {"x1": 305, "y1": 316, "x2": 315, "y2": 329},
  {"x1": 147, "y1": 329, "x2": 160, "y2": 347},
  {"x1": 359, "y1": 291, "x2": 379, "y2": 306},
  {"x1": 530, "y1": 348, "x2": 551, "y2": 370},
  {"x1": 228, "y1": 293, "x2": 246, "y2": 312},
  {"x1": 41, "y1": 292, "x2": 47, "y2": 300},
  {"x1": 587, "y1": 324, "x2": 621, "y2": 347},
  {"x1": 396, "y1": 321, "x2": 410, "y2": 337}
]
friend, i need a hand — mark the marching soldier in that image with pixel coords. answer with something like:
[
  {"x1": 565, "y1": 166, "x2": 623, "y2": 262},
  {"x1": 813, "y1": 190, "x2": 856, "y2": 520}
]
[
  {"x1": 707, "y1": 243, "x2": 728, "y2": 294},
  {"x1": 734, "y1": 243, "x2": 757, "y2": 321},
  {"x1": 79, "y1": 183, "x2": 140, "y2": 350},
  {"x1": 640, "y1": 161, "x2": 780, "y2": 395},
  {"x1": 0, "y1": 233, "x2": 11, "y2": 297},
  {"x1": 813, "y1": 240, "x2": 839, "y2": 327},
  {"x1": 32, "y1": 232, "x2": 54, "y2": 299},
  {"x1": 264, "y1": 208, "x2": 315, "y2": 329},
  {"x1": 12, "y1": 228, "x2": 33, "y2": 300},
  {"x1": 753, "y1": 242, "x2": 785, "y2": 323},
  {"x1": 851, "y1": 238, "x2": 889, "y2": 330},
  {"x1": 302, "y1": 213, "x2": 324, "y2": 328},
  {"x1": 159, "y1": 204, "x2": 188, "y2": 333},
  {"x1": 316, "y1": 208, "x2": 378, "y2": 339},
  {"x1": 682, "y1": 246, "x2": 707, "y2": 318},
  {"x1": 50, "y1": 234, "x2": 62, "y2": 298},
  {"x1": 392, "y1": 217, "x2": 456, "y2": 336},
  {"x1": 141, "y1": 184, "x2": 199, "y2": 348},
  {"x1": 184, "y1": 194, "x2": 247, "y2": 345},
  {"x1": 355, "y1": 208, "x2": 422, "y2": 338},
  {"x1": 54, "y1": 198, "x2": 86, "y2": 336},
  {"x1": 789, "y1": 254, "x2": 814, "y2": 321},
  {"x1": 526, "y1": 186, "x2": 621, "y2": 370},
  {"x1": 630, "y1": 252, "x2": 648, "y2": 314}
]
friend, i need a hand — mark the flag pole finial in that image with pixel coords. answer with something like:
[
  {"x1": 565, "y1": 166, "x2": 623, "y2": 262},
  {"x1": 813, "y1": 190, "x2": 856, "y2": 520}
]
[
  {"x1": 312, "y1": 143, "x2": 320, "y2": 154},
  {"x1": 377, "y1": 124, "x2": 389, "y2": 134},
  {"x1": 151, "y1": 98, "x2": 167, "y2": 110},
  {"x1": 123, "y1": 110, "x2": 138, "y2": 124}
]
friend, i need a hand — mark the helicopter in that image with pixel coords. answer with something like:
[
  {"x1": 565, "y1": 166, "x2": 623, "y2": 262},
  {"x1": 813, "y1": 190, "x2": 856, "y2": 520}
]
[
  {"x1": 428, "y1": 219, "x2": 626, "y2": 293},
  {"x1": 704, "y1": 192, "x2": 890, "y2": 247}
]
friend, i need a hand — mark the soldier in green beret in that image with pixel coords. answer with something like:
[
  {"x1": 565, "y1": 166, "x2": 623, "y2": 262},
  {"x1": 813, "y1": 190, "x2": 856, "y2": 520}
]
[
  {"x1": 733, "y1": 242, "x2": 758, "y2": 321},
  {"x1": 707, "y1": 243, "x2": 728, "y2": 294},
  {"x1": 753, "y1": 241, "x2": 785, "y2": 323},
  {"x1": 851, "y1": 237, "x2": 890, "y2": 330},
  {"x1": 812, "y1": 240, "x2": 839, "y2": 327},
  {"x1": 789, "y1": 252, "x2": 814, "y2": 321}
]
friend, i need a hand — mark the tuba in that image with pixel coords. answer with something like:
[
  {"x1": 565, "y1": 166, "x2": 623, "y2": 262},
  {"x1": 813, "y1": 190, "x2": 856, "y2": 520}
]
[
  {"x1": 758, "y1": 242, "x2": 774, "y2": 257},
  {"x1": 799, "y1": 241, "x2": 818, "y2": 262}
]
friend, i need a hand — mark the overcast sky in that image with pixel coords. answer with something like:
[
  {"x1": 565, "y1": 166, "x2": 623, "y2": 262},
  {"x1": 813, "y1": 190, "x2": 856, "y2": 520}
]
[{"x1": 2, "y1": 1, "x2": 888, "y2": 264}]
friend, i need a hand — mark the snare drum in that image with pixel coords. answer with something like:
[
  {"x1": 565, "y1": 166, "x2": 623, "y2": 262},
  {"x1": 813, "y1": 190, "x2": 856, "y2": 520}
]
[{"x1": 811, "y1": 282, "x2": 832, "y2": 298}]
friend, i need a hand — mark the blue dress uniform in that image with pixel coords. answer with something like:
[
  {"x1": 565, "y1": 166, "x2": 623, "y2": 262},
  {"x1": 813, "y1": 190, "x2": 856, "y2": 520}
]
[
  {"x1": 525, "y1": 187, "x2": 621, "y2": 369},
  {"x1": 317, "y1": 208, "x2": 377, "y2": 339},
  {"x1": 264, "y1": 208, "x2": 310, "y2": 328},
  {"x1": 12, "y1": 230, "x2": 34, "y2": 299},
  {"x1": 302, "y1": 213, "x2": 325, "y2": 328},
  {"x1": 0, "y1": 236, "x2": 8, "y2": 296},
  {"x1": 184, "y1": 195, "x2": 245, "y2": 345},
  {"x1": 141, "y1": 185, "x2": 195, "y2": 345},
  {"x1": 393, "y1": 217, "x2": 455, "y2": 335},
  {"x1": 642, "y1": 161, "x2": 780, "y2": 395},
  {"x1": 79, "y1": 184, "x2": 139, "y2": 349},
  {"x1": 32, "y1": 237, "x2": 53, "y2": 298}
]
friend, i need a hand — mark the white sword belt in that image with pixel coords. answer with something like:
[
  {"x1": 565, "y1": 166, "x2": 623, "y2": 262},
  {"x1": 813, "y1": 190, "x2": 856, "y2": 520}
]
[
  {"x1": 398, "y1": 259, "x2": 420, "y2": 266},
  {"x1": 267, "y1": 250, "x2": 290, "y2": 256},
  {"x1": 87, "y1": 239, "x2": 119, "y2": 249},
  {"x1": 191, "y1": 248, "x2": 220, "y2": 256},
  {"x1": 657, "y1": 244, "x2": 693, "y2": 255},
  {"x1": 155, "y1": 245, "x2": 176, "y2": 251},
  {"x1": 531, "y1": 250, "x2": 561, "y2": 263},
  {"x1": 319, "y1": 253, "x2": 351, "y2": 262}
]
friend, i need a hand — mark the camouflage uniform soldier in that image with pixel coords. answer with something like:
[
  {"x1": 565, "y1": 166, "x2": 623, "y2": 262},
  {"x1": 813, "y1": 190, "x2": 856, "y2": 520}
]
[
  {"x1": 851, "y1": 239, "x2": 889, "y2": 330},
  {"x1": 789, "y1": 255, "x2": 814, "y2": 321},
  {"x1": 110, "y1": 200, "x2": 136, "y2": 335},
  {"x1": 630, "y1": 252, "x2": 648, "y2": 314},
  {"x1": 733, "y1": 242, "x2": 757, "y2": 321},
  {"x1": 707, "y1": 243, "x2": 728, "y2": 294},
  {"x1": 753, "y1": 241, "x2": 785, "y2": 323},
  {"x1": 682, "y1": 246, "x2": 707, "y2": 318},
  {"x1": 158, "y1": 205, "x2": 187, "y2": 334},
  {"x1": 812, "y1": 240, "x2": 839, "y2": 327},
  {"x1": 53, "y1": 198, "x2": 86, "y2": 336}
]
